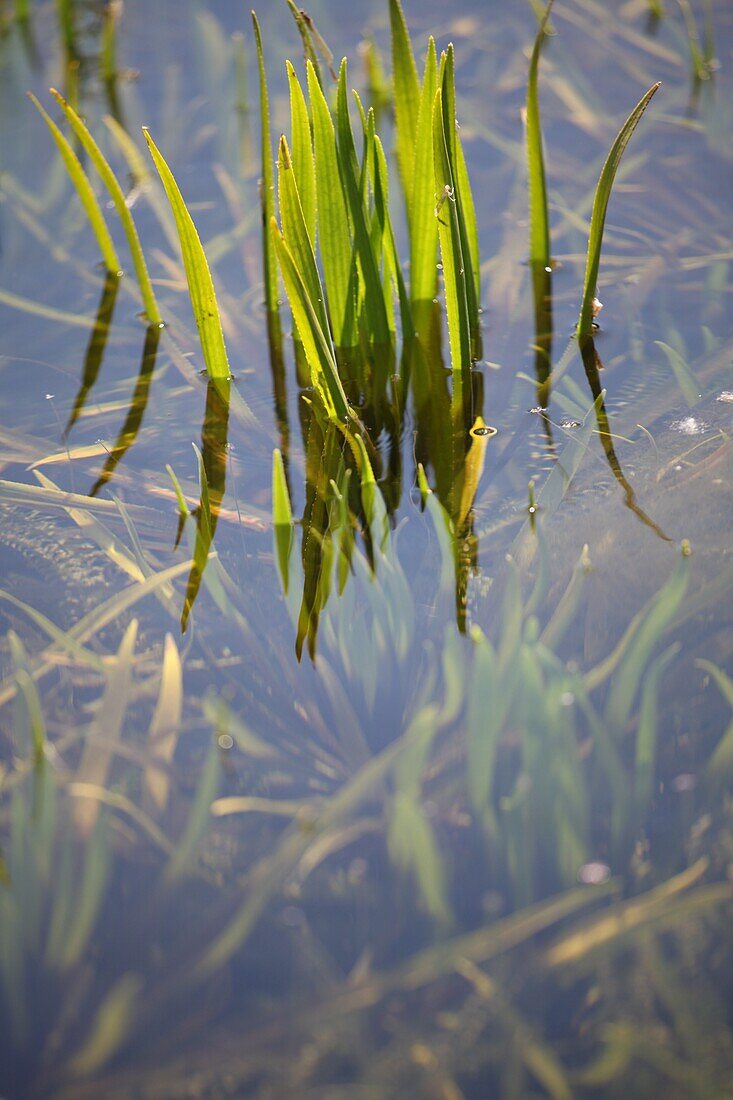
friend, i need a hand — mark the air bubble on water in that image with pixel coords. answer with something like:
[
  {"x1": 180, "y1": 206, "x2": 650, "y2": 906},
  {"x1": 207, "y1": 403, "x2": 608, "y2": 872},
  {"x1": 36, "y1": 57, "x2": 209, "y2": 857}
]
[
  {"x1": 577, "y1": 862, "x2": 611, "y2": 885},
  {"x1": 45, "y1": 393, "x2": 55, "y2": 400},
  {"x1": 560, "y1": 691, "x2": 575, "y2": 707},
  {"x1": 436, "y1": 263, "x2": 443, "y2": 271},
  {"x1": 217, "y1": 733, "x2": 234, "y2": 750},
  {"x1": 544, "y1": 265, "x2": 552, "y2": 273}
]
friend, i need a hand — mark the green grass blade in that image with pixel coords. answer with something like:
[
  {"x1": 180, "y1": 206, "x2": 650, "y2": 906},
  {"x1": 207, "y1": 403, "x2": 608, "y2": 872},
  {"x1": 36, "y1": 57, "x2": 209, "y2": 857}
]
[
  {"x1": 165, "y1": 738, "x2": 220, "y2": 884},
  {"x1": 526, "y1": 1, "x2": 554, "y2": 268},
  {"x1": 441, "y1": 46, "x2": 481, "y2": 356},
  {"x1": 143, "y1": 128, "x2": 231, "y2": 382},
  {"x1": 28, "y1": 93, "x2": 120, "y2": 274},
  {"x1": 272, "y1": 447, "x2": 294, "y2": 593},
  {"x1": 49, "y1": 88, "x2": 161, "y2": 325},
  {"x1": 577, "y1": 82, "x2": 660, "y2": 338},
  {"x1": 286, "y1": 61, "x2": 316, "y2": 245},
  {"x1": 307, "y1": 59, "x2": 357, "y2": 347},
  {"x1": 389, "y1": 0, "x2": 420, "y2": 202},
  {"x1": 335, "y1": 59, "x2": 391, "y2": 345},
  {"x1": 251, "y1": 12, "x2": 279, "y2": 316},
  {"x1": 374, "y1": 133, "x2": 412, "y2": 339},
  {"x1": 270, "y1": 217, "x2": 348, "y2": 421},
  {"x1": 433, "y1": 87, "x2": 471, "y2": 376},
  {"x1": 277, "y1": 135, "x2": 331, "y2": 342},
  {"x1": 410, "y1": 37, "x2": 438, "y2": 304}
]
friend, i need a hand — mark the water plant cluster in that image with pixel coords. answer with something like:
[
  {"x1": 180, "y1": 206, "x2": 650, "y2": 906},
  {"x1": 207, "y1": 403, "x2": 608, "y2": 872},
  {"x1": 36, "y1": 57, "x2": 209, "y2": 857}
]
[{"x1": 0, "y1": 0, "x2": 732, "y2": 1096}]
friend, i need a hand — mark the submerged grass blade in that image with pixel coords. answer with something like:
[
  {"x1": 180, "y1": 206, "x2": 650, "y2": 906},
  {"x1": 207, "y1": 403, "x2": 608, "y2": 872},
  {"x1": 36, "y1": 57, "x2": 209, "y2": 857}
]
[
  {"x1": 28, "y1": 93, "x2": 120, "y2": 274},
  {"x1": 577, "y1": 82, "x2": 660, "y2": 338},
  {"x1": 49, "y1": 88, "x2": 161, "y2": 325},
  {"x1": 144, "y1": 633, "x2": 182, "y2": 816},
  {"x1": 526, "y1": 1, "x2": 554, "y2": 269},
  {"x1": 144, "y1": 129, "x2": 231, "y2": 382}
]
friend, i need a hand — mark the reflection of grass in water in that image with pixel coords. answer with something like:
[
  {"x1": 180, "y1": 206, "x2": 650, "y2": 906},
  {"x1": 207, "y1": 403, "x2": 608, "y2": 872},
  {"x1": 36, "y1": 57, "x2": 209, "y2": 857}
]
[{"x1": 2, "y1": 451, "x2": 732, "y2": 1094}]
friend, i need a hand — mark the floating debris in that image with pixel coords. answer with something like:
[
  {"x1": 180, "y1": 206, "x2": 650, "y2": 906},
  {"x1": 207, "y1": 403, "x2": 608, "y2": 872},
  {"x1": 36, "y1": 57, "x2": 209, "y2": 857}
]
[{"x1": 716, "y1": 391, "x2": 733, "y2": 404}]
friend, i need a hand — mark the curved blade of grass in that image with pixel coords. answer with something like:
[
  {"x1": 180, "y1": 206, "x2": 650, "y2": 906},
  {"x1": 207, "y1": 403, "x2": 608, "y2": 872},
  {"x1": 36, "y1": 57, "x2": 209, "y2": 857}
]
[
  {"x1": 144, "y1": 129, "x2": 231, "y2": 383},
  {"x1": 165, "y1": 739, "x2": 220, "y2": 884},
  {"x1": 28, "y1": 93, "x2": 120, "y2": 274},
  {"x1": 410, "y1": 37, "x2": 438, "y2": 304},
  {"x1": 307, "y1": 59, "x2": 357, "y2": 347},
  {"x1": 433, "y1": 87, "x2": 471, "y2": 376},
  {"x1": 577, "y1": 82, "x2": 660, "y2": 338},
  {"x1": 270, "y1": 217, "x2": 348, "y2": 421},
  {"x1": 697, "y1": 661, "x2": 733, "y2": 785},
  {"x1": 526, "y1": 1, "x2": 554, "y2": 268},
  {"x1": 286, "y1": 61, "x2": 316, "y2": 245},
  {"x1": 251, "y1": 12, "x2": 279, "y2": 316},
  {"x1": 49, "y1": 88, "x2": 161, "y2": 325},
  {"x1": 389, "y1": 0, "x2": 420, "y2": 202}
]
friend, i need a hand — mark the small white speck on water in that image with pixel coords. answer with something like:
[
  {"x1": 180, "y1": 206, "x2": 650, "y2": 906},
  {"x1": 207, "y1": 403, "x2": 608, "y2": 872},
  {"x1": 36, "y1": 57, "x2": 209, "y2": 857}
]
[
  {"x1": 217, "y1": 734, "x2": 234, "y2": 751},
  {"x1": 560, "y1": 692, "x2": 575, "y2": 707},
  {"x1": 578, "y1": 862, "x2": 611, "y2": 885}
]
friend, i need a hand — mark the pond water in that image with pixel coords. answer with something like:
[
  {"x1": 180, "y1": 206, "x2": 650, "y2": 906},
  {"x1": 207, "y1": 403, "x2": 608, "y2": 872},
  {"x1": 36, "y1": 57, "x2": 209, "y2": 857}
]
[{"x1": 1, "y1": 0, "x2": 733, "y2": 1096}]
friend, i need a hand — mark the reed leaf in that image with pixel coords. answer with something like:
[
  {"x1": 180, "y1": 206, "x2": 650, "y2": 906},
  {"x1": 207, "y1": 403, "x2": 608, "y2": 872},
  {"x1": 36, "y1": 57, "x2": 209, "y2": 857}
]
[
  {"x1": 143, "y1": 128, "x2": 231, "y2": 382},
  {"x1": 28, "y1": 93, "x2": 120, "y2": 274},
  {"x1": 252, "y1": 12, "x2": 279, "y2": 316},
  {"x1": 277, "y1": 135, "x2": 331, "y2": 342},
  {"x1": 286, "y1": 61, "x2": 316, "y2": 245},
  {"x1": 577, "y1": 82, "x2": 661, "y2": 338},
  {"x1": 389, "y1": 0, "x2": 420, "y2": 203},
  {"x1": 526, "y1": 1, "x2": 554, "y2": 269},
  {"x1": 307, "y1": 59, "x2": 357, "y2": 347},
  {"x1": 144, "y1": 633, "x2": 182, "y2": 816},
  {"x1": 410, "y1": 37, "x2": 438, "y2": 304},
  {"x1": 272, "y1": 447, "x2": 294, "y2": 593},
  {"x1": 335, "y1": 59, "x2": 391, "y2": 344},
  {"x1": 441, "y1": 46, "x2": 481, "y2": 353},
  {"x1": 433, "y1": 87, "x2": 471, "y2": 375},
  {"x1": 49, "y1": 88, "x2": 161, "y2": 325},
  {"x1": 270, "y1": 217, "x2": 348, "y2": 421}
]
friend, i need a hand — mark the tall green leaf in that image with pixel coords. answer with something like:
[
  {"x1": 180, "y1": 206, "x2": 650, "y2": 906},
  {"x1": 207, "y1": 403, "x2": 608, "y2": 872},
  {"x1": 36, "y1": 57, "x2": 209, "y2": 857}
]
[
  {"x1": 526, "y1": 0, "x2": 554, "y2": 268},
  {"x1": 335, "y1": 59, "x2": 391, "y2": 344},
  {"x1": 307, "y1": 59, "x2": 357, "y2": 347},
  {"x1": 144, "y1": 129, "x2": 231, "y2": 382},
  {"x1": 252, "y1": 11, "x2": 279, "y2": 316},
  {"x1": 433, "y1": 87, "x2": 471, "y2": 376},
  {"x1": 410, "y1": 37, "x2": 439, "y2": 303},
  {"x1": 286, "y1": 60, "x2": 316, "y2": 245},
  {"x1": 49, "y1": 88, "x2": 161, "y2": 325},
  {"x1": 389, "y1": 0, "x2": 421, "y2": 202},
  {"x1": 270, "y1": 218, "x2": 348, "y2": 421},
  {"x1": 577, "y1": 82, "x2": 660, "y2": 338}
]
